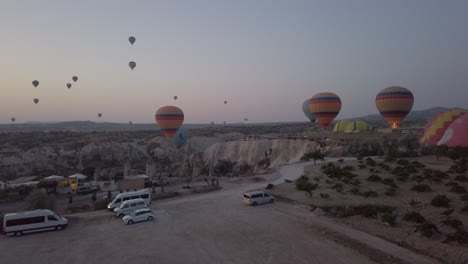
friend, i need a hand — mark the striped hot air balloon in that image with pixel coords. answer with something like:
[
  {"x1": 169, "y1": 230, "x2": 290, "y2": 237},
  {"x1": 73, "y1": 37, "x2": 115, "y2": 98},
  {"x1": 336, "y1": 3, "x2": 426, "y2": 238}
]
[
  {"x1": 155, "y1": 106, "x2": 184, "y2": 140},
  {"x1": 437, "y1": 113, "x2": 468, "y2": 147},
  {"x1": 309, "y1": 92, "x2": 341, "y2": 128},
  {"x1": 333, "y1": 120, "x2": 351, "y2": 133},
  {"x1": 375, "y1": 86, "x2": 414, "y2": 129},
  {"x1": 419, "y1": 108, "x2": 468, "y2": 145}
]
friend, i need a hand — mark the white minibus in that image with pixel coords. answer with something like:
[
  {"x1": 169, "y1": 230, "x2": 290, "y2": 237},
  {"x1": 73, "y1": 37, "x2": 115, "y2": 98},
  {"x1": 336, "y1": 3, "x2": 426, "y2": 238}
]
[
  {"x1": 107, "y1": 189, "x2": 151, "y2": 210},
  {"x1": 3, "y1": 209, "x2": 68, "y2": 237}
]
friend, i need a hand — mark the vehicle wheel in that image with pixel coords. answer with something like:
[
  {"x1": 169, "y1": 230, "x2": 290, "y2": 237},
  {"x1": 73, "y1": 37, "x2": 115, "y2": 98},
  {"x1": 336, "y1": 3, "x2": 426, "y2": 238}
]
[
  {"x1": 128, "y1": 220, "x2": 133, "y2": 225},
  {"x1": 252, "y1": 202, "x2": 257, "y2": 206},
  {"x1": 119, "y1": 214, "x2": 124, "y2": 217},
  {"x1": 56, "y1": 225, "x2": 63, "y2": 231},
  {"x1": 15, "y1": 231, "x2": 22, "y2": 237},
  {"x1": 269, "y1": 199, "x2": 274, "y2": 203},
  {"x1": 147, "y1": 216, "x2": 153, "y2": 221}
]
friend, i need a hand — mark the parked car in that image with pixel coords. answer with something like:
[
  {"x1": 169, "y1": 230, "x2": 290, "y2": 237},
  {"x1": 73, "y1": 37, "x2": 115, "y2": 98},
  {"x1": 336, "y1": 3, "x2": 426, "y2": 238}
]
[
  {"x1": 77, "y1": 186, "x2": 97, "y2": 195},
  {"x1": 243, "y1": 190, "x2": 274, "y2": 206},
  {"x1": 107, "y1": 189, "x2": 151, "y2": 210},
  {"x1": 122, "y1": 208, "x2": 154, "y2": 225},
  {"x1": 114, "y1": 198, "x2": 148, "y2": 217}
]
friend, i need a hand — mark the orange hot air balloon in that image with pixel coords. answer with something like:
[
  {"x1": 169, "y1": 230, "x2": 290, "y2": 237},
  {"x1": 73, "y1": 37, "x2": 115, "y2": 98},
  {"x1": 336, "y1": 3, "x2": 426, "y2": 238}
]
[
  {"x1": 155, "y1": 106, "x2": 184, "y2": 140},
  {"x1": 419, "y1": 108, "x2": 468, "y2": 145},
  {"x1": 375, "y1": 86, "x2": 414, "y2": 129},
  {"x1": 309, "y1": 92, "x2": 341, "y2": 128}
]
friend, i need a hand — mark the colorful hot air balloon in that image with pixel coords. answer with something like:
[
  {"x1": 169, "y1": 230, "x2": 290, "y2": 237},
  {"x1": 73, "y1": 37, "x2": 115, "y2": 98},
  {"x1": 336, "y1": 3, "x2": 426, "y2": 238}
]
[
  {"x1": 66, "y1": 83, "x2": 72, "y2": 89},
  {"x1": 309, "y1": 92, "x2": 342, "y2": 128},
  {"x1": 33, "y1": 98, "x2": 39, "y2": 104},
  {"x1": 155, "y1": 106, "x2": 184, "y2": 140},
  {"x1": 173, "y1": 96, "x2": 178, "y2": 101},
  {"x1": 419, "y1": 109, "x2": 468, "y2": 145},
  {"x1": 129, "y1": 61, "x2": 136, "y2": 70},
  {"x1": 72, "y1": 76, "x2": 78, "y2": 82},
  {"x1": 344, "y1": 120, "x2": 372, "y2": 133},
  {"x1": 11, "y1": 117, "x2": 16, "y2": 123},
  {"x1": 98, "y1": 113, "x2": 102, "y2": 118},
  {"x1": 333, "y1": 120, "x2": 351, "y2": 133},
  {"x1": 172, "y1": 127, "x2": 189, "y2": 148},
  {"x1": 437, "y1": 113, "x2": 468, "y2": 147},
  {"x1": 129, "y1": 36, "x2": 136, "y2": 45},
  {"x1": 302, "y1": 99, "x2": 316, "y2": 123},
  {"x1": 375, "y1": 86, "x2": 414, "y2": 129},
  {"x1": 32, "y1": 80, "x2": 39, "y2": 88}
]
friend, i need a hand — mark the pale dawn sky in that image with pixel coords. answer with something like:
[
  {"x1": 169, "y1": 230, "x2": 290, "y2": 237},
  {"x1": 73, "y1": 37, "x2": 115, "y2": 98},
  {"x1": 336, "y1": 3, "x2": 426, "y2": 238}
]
[{"x1": 1, "y1": 0, "x2": 467, "y2": 124}]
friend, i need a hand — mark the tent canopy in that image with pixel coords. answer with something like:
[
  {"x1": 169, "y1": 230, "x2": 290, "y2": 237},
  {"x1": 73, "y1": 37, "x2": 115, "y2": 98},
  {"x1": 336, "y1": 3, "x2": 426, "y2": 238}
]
[
  {"x1": 43, "y1": 175, "x2": 65, "y2": 180},
  {"x1": 69, "y1": 174, "x2": 88, "y2": 180}
]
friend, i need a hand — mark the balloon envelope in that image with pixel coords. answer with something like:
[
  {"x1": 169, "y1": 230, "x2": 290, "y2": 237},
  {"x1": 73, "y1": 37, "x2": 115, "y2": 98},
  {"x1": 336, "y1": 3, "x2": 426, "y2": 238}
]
[
  {"x1": 33, "y1": 98, "x2": 39, "y2": 104},
  {"x1": 375, "y1": 86, "x2": 414, "y2": 129},
  {"x1": 72, "y1": 76, "x2": 78, "y2": 82},
  {"x1": 32, "y1": 80, "x2": 39, "y2": 88},
  {"x1": 344, "y1": 120, "x2": 372, "y2": 133},
  {"x1": 437, "y1": 113, "x2": 468, "y2": 147},
  {"x1": 333, "y1": 120, "x2": 351, "y2": 133},
  {"x1": 66, "y1": 83, "x2": 72, "y2": 89},
  {"x1": 419, "y1": 108, "x2": 468, "y2": 145},
  {"x1": 11, "y1": 118, "x2": 16, "y2": 122},
  {"x1": 98, "y1": 113, "x2": 102, "y2": 118},
  {"x1": 129, "y1": 61, "x2": 136, "y2": 70},
  {"x1": 155, "y1": 106, "x2": 184, "y2": 140},
  {"x1": 174, "y1": 96, "x2": 178, "y2": 101},
  {"x1": 302, "y1": 99, "x2": 316, "y2": 123},
  {"x1": 129, "y1": 36, "x2": 136, "y2": 45},
  {"x1": 172, "y1": 127, "x2": 189, "y2": 148},
  {"x1": 309, "y1": 92, "x2": 341, "y2": 128},
  {"x1": 224, "y1": 101, "x2": 227, "y2": 104}
]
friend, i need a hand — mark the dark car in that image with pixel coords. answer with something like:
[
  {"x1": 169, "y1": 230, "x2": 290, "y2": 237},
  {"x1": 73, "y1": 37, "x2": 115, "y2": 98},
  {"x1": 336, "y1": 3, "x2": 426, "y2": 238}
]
[{"x1": 77, "y1": 186, "x2": 98, "y2": 195}]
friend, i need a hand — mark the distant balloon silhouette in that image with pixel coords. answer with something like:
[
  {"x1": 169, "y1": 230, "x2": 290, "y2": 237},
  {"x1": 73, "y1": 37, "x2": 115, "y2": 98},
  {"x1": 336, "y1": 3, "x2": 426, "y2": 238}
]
[
  {"x1": 11, "y1": 117, "x2": 16, "y2": 123},
  {"x1": 129, "y1": 61, "x2": 136, "y2": 71},
  {"x1": 129, "y1": 121, "x2": 133, "y2": 125},
  {"x1": 98, "y1": 113, "x2": 102, "y2": 118},
  {"x1": 72, "y1": 76, "x2": 78, "y2": 82},
  {"x1": 244, "y1": 118, "x2": 248, "y2": 122},
  {"x1": 173, "y1": 96, "x2": 178, "y2": 101},
  {"x1": 32, "y1": 80, "x2": 39, "y2": 88},
  {"x1": 33, "y1": 98, "x2": 39, "y2": 104},
  {"x1": 129, "y1": 36, "x2": 136, "y2": 45},
  {"x1": 66, "y1": 83, "x2": 72, "y2": 89},
  {"x1": 224, "y1": 101, "x2": 227, "y2": 104}
]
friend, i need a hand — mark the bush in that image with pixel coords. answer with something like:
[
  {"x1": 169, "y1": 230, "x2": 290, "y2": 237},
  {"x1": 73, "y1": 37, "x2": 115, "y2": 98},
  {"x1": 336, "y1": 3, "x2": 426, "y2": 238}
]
[
  {"x1": 367, "y1": 175, "x2": 382, "y2": 182},
  {"x1": 461, "y1": 195, "x2": 468, "y2": 202},
  {"x1": 403, "y1": 211, "x2": 425, "y2": 223},
  {"x1": 384, "y1": 188, "x2": 397, "y2": 196},
  {"x1": 378, "y1": 162, "x2": 392, "y2": 171},
  {"x1": 444, "y1": 230, "x2": 468, "y2": 244},
  {"x1": 441, "y1": 218, "x2": 464, "y2": 230},
  {"x1": 454, "y1": 175, "x2": 468, "y2": 182},
  {"x1": 382, "y1": 178, "x2": 397, "y2": 188},
  {"x1": 362, "y1": 190, "x2": 378, "y2": 198},
  {"x1": 358, "y1": 164, "x2": 367, "y2": 169},
  {"x1": 415, "y1": 222, "x2": 439, "y2": 238},
  {"x1": 214, "y1": 159, "x2": 237, "y2": 175},
  {"x1": 411, "y1": 160, "x2": 426, "y2": 168},
  {"x1": 431, "y1": 195, "x2": 451, "y2": 208},
  {"x1": 295, "y1": 176, "x2": 317, "y2": 197},
  {"x1": 450, "y1": 185, "x2": 467, "y2": 194},
  {"x1": 461, "y1": 205, "x2": 468, "y2": 213},
  {"x1": 397, "y1": 159, "x2": 409, "y2": 166},
  {"x1": 331, "y1": 183, "x2": 343, "y2": 192},
  {"x1": 350, "y1": 179, "x2": 361, "y2": 186},
  {"x1": 382, "y1": 212, "x2": 398, "y2": 226},
  {"x1": 411, "y1": 184, "x2": 432, "y2": 192},
  {"x1": 265, "y1": 183, "x2": 275, "y2": 190},
  {"x1": 25, "y1": 190, "x2": 55, "y2": 210},
  {"x1": 349, "y1": 188, "x2": 360, "y2": 195}
]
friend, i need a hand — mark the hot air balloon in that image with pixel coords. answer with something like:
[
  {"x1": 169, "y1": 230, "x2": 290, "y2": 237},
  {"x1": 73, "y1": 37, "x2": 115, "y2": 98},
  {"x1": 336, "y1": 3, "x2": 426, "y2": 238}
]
[
  {"x1": 333, "y1": 120, "x2": 351, "y2": 133},
  {"x1": 172, "y1": 127, "x2": 189, "y2": 148},
  {"x1": 129, "y1": 36, "x2": 136, "y2": 45},
  {"x1": 11, "y1": 117, "x2": 16, "y2": 123},
  {"x1": 419, "y1": 108, "x2": 468, "y2": 145},
  {"x1": 66, "y1": 83, "x2": 72, "y2": 89},
  {"x1": 244, "y1": 118, "x2": 248, "y2": 122},
  {"x1": 129, "y1": 121, "x2": 133, "y2": 125},
  {"x1": 302, "y1": 99, "x2": 316, "y2": 123},
  {"x1": 309, "y1": 92, "x2": 341, "y2": 128},
  {"x1": 129, "y1": 61, "x2": 136, "y2": 71},
  {"x1": 437, "y1": 113, "x2": 468, "y2": 147},
  {"x1": 33, "y1": 98, "x2": 39, "y2": 104},
  {"x1": 375, "y1": 86, "x2": 414, "y2": 130},
  {"x1": 32, "y1": 80, "x2": 39, "y2": 88},
  {"x1": 155, "y1": 106, "x2": 184, "y2": 140},
  {"x1": 98, "y1": 113, "x2": 102, "y2": 118},
  {"x1": 72, "y1": 76, "x2": 78, "y2": 82},
  {"x1": 173, "y1": 96, "x2": 178, "y2": 101},
  {"x1": 224, "y1": 101, "x2": 227, "y2": 104},
  {"x1": 344, "y1": 120, "x2": 372, "y2": 133}
]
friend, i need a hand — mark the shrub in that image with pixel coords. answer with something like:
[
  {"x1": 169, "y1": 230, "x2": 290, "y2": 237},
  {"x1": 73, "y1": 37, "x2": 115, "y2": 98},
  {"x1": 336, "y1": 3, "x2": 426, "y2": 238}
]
[
  {"x1": 454, "y1": 175, "x2": 468, "y2": 182},
  {"x1": 411, "y1": 184, "x2": 432, "y2": 192},
  {"x1": 441, "y1": 218, "x2": 464, "y2": 230},
  {"x1": 358, "y1": 164, "x2": 367, "y2": 169},
  {"x1": 450, "y1": 185, "x2": 467, "y2": 194},
  {"x1": 382, "y1": 212, "x2": 398, "y2": 226},
  {"x1": 382, "y1": 178, "x2": 397, "y2": 188},
  {"x1": 461, "y1": 195, "x2": 468, "y2": 202},
  {"x1": 445, "y1": 181, "x2": 459, "y2": 187},
  {"x1": 367, "y1": 175, "x2": 382, "y2": 182},
  {"x1": 343, "y1": 165, "x2": 354, "y2": 171},
  {"x1": 25, "y1": 190, "x2": 55, "y2": 210},
  {"x1": 214, "y1": 159, "x2": 237, "y2": 175},
  {"x1": 431, "y1": 195, "x2": 451, "y2": 208},
  {"x1": 384, "y1": 188, "x2": 397, "y2": 196},
  {"x1": 362, "y1": 190, "x2": 378, "y2": 198},
  {"x1": 461, "y1": 205, "x2": 468, "y2": 213},
  {"x1": 295, "y1": 176, "x2": 317, "y2": 197},
  {"x1": 441, "y1": 209, "x2": 454, "y2": 216},
  {"x1": 410, "y1": 199, "x2": 421, "y2": 207},
  {"x1": 403, "y1": 211, "x2": 425, "y2": 223},
  {"x1": 331, "y1": 183, "x2": 343, "y2": 192},
  {"x1": 338, "y1": 159, "x2": 344, "y2": 163},
  {"x1": 415, "y1": 222, "x2": 439, "y2": 238},
  {"x1": 444, "y1": 230, "x2": 468, "y2": 244},
  {"x1": 411, "y1": 160, "x2": 426, "y2": 168},
  {"x1": 349, "y1": 188, "x2": 360, "y2": 195},
  {"x1": 265, "y1": 183, "x2": 275, "y2": 190},
  {"x1": 350, "y1": 179, "x2": 361, "y2": 186},
  {"x1": 397, "y1": 159, "x2": 409, "y2": 166}
]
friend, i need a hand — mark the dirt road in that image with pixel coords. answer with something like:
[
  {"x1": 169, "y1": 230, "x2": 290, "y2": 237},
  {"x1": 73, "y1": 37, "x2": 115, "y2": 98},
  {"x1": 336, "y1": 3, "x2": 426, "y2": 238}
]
[{"x1": 0, "y1": 160, "x2": 437, "y2": 264}]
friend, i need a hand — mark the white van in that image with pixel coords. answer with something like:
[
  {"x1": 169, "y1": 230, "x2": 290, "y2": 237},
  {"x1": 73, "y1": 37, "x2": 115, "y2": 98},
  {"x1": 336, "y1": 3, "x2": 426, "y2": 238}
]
[
  {"x1": 113, "y1": 198, "x2": 148, "y2": 217},
  {"x1": 243, "y1": 191, "x2": 274, "y2": 206},
  {"x1": 3, "y1": 209, "x2": 68, "y2": 237},
  {"x1": 107, "y1": 189, "x2": 151, "y2": 210}
]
